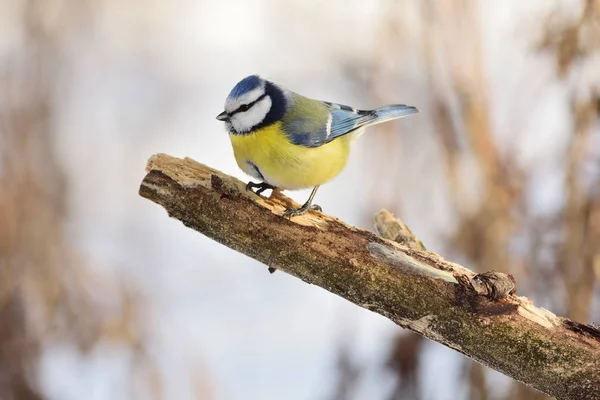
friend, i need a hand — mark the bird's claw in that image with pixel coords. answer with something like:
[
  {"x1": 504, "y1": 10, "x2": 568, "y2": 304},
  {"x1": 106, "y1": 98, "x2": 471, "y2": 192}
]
[
  {"x1": 283, "y1": 203, "x2": 322, "y2": 218},
  {"x1": 245, "y1": 181, "x2": 276, "y2": 196}
]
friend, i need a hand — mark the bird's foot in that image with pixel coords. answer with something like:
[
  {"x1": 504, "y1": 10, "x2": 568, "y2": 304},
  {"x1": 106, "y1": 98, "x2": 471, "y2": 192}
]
[
  {"x1": 283, "y1": 203, "x2": 322, "y2": 218},
  {"x1": 245, "y1": 181, "x2": 276, "y2": 196}
]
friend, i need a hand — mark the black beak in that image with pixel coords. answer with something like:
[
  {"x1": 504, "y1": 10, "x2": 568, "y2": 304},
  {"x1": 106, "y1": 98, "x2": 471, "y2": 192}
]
[{"x1": 216, "y1": 111, "x2": 229, "y2": 121}]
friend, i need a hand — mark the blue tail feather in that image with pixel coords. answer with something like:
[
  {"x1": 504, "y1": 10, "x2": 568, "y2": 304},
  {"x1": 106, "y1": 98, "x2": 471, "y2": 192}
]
[
  {"x1": 326, "y1": 102, "x2": 419, "y2": 142},
  {"x1": 368, "y1": 104, "x2": 420, "y2": 125}
]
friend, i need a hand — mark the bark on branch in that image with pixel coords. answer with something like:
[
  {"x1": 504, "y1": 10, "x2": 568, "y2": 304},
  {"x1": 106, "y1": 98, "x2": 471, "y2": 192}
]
[{"x1": 139, "y1": 153, "x2": 600, "y2": 400}]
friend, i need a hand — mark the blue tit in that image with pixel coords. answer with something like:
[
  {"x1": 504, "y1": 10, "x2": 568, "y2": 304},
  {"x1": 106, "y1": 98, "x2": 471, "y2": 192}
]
[{"x1": 216, "y1": 75, "x2": 419, "y2": 218}]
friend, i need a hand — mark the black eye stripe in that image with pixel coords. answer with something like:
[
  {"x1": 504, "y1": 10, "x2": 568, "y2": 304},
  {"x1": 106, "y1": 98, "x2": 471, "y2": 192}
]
[{"x1": 230, "y1": 93, "x2": 268, "y2": 115}]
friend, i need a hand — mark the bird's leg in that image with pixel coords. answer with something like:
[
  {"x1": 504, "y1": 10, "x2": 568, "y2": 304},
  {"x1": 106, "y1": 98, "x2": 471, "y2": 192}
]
[
  {"x1": 283, "y1": 186, "x2": 322, "y2": 218},
  {"x1": 245, "y1": 181, "x2": 276, "y2": 196}
]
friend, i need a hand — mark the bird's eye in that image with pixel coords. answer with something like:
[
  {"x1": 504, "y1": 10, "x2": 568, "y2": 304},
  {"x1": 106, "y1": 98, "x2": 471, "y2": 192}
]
[{"x1": 239, "y1": 104, "x2": 250, "y2": 112}]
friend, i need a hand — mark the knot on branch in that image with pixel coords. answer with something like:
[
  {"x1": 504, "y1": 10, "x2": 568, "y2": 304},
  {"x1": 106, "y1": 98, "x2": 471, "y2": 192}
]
[
  {"x1": 455, "y1": 271, "x2": 516, "y2": 300},
  {"x1": 372, "y1": 210, "x2": 517, "y2": 301}
]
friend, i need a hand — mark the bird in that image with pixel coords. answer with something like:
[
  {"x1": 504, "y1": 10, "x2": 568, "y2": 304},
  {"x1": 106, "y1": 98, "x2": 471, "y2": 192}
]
[{"x1": 216, "y1": 75, "x2": 419, "y2": 218}]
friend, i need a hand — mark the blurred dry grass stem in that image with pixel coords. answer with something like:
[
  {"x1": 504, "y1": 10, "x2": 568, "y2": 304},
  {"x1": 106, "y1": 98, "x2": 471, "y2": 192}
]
[
  {"x1": 0, "y1": 1, "x2": 188, "y2": 398},
  {"x1": 363, "y1": 0, "x2": 600, "y2": 399}
]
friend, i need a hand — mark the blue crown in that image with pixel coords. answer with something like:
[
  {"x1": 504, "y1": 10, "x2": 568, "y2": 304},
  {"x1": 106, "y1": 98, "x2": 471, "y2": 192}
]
[{"x1": 228, "y1": 75, "x2": 263, "y2": 99}]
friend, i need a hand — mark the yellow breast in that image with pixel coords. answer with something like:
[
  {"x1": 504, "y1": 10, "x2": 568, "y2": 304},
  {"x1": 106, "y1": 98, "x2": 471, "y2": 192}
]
[{"x1": 229, "y1": 122, "x2": 352, "y2": 190}]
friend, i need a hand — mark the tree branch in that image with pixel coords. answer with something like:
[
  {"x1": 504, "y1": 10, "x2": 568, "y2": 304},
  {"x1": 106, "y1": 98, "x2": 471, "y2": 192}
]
[{"x1": 139, "y1": 153, "x2": 600, "y2": 400}]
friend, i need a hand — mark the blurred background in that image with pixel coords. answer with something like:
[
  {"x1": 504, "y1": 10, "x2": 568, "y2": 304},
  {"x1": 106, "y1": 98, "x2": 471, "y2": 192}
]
[{"x1": 0, "y1": 0, "x2": 599, "y2": 399}]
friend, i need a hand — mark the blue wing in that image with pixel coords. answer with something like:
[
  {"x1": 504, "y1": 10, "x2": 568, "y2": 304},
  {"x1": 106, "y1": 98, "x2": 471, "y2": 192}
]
[{"x1": 283, "y1": 100, "x2": 419, "y2": 148}]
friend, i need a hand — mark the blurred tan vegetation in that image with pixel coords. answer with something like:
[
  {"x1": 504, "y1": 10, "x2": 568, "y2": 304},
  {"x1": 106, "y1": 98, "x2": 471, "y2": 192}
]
[
  {"x1": 344, "y1": 1, "x2": 600, "y2": 399},
  {"x1": 0, "y1": 0, "x2": 598, "y2": 399},
  {"x1": 0, "y1": 1, "x2": 196, "y2": 399}
]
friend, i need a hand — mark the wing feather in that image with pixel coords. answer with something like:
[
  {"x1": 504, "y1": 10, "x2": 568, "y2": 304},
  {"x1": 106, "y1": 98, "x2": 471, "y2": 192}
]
[{"x1": 282, "y1": 97, "x2": 419, "y2": 148}]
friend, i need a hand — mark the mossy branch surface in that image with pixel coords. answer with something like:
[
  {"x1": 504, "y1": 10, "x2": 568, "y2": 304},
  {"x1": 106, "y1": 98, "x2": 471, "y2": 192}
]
[{"x1": 139, "y1": 153, "x2": 600, "y2": 400}]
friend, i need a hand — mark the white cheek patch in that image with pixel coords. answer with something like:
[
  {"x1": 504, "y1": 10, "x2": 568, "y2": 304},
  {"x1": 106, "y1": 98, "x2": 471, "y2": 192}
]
[
  {"x1": 230, "y1": 96, "x2": 272, "y2": 133},
  {"x1": 225, "y1": 86, "x2": 265, "y2": 113}
]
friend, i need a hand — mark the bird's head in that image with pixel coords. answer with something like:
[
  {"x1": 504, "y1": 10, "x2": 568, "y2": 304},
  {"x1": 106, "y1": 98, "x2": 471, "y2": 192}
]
[{"x1": 217, "y1": 75, "x2": 287, "y2": 134}]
